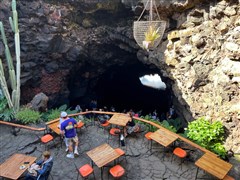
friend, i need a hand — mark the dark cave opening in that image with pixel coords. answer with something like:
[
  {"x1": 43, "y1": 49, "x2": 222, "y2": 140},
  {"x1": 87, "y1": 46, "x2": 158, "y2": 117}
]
[
  {"x1": 95, "y1": 64, "x2": 171, "y2": 115},
  {"x1": 69, "y1": 61, "x2": 172, "y2": 116}
]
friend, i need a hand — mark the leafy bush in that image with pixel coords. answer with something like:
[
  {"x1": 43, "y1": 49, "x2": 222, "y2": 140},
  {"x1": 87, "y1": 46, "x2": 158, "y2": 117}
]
[
  {"x1": 187, "y1": 117, "x2": 227, "y2": 158},
  {"x1": 45, "y1": 109, "x2": 61, "y2": 122},
  {"x1": 161, "y1": 120, "x2": 177, "y2": 133},
  {"x1": 0, "y1": 97, "x2": 14, "y2": 121},
  {"x1": 16, "y1": 108, "x2": 41, "y2": 124},
  {"x1": 139, "y1": 115, "x2": 177, "y2": 133},
  {"x1": 43, "y1": 104, "x2": 78, "y2": 122},
  {"x1": 167, "y1": 118, "x2": 183, "y2": 132}
]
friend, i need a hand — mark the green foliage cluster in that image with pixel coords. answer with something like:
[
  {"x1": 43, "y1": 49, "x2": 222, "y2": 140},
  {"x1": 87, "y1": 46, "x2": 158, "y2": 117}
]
[
  {"x1": 167, "y1": 118, "x2": 183, "y2": 132},
  {"x1": 42, "y1": 104, "x2": 78, "y2": 122},
  {"x1": 187, "y1": 117, "x2": 227, "y2": 158},
  {"x1": 139, "y1": 115, "x2": 178, "y2": 133},
  {"x1": 0, "y1": 96, "x2": 14, "y2": 121},
  {"x1": 15, "y1": 108, "x2": 41, "y2": 124}
]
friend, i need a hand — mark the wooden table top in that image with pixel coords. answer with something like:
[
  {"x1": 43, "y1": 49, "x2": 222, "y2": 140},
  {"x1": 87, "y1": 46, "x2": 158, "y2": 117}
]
[
  {"x1": 48, "y1": 121, "x2": 61, "y2": 135},
  {"x1": 108, "y1": 113, "x2": 131, "y2": 127},
  {"x1": 86, "y1": 143, "x2": 120, "y2": 168},
  {"x1": 0, "y1": 154, "x2": 37, "y2": 180},
  {"x1": 195, "y1": 153, "x2": 232, "y2": 179},
  {"x1": 149, "y1": 128, "x2": 178, "y2": 147}
]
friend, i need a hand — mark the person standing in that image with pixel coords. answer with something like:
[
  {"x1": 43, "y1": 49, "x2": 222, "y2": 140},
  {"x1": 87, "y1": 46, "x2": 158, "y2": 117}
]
[
  {"x1": 58, "y1": 112, "x2": 69, "y2": 152},
  {"x1": 60, "y1": 112, "x2": 79, "y2": 158}
]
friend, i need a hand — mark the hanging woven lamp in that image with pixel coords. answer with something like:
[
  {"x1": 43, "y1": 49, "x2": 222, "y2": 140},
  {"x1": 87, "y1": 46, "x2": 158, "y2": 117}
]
[{"x1": 133, "y1": 0, "x2": 166, "y2": 50}]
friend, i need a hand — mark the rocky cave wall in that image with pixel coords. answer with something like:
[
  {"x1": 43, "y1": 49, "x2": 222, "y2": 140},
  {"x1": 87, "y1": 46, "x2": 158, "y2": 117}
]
[
  {"x1": 0, "y1": 0, "x2": 140, "y2": 107},
  {"x1": 140, "y1": 0, "x2": 239, "y2": 153},
  {"x1": 0, "y1": 0, "x2": 239, "y2": 152}
]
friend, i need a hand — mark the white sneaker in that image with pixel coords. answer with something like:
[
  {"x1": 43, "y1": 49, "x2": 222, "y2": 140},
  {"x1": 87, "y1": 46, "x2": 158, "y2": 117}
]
[
  {"x1": 66, "y1": 153, "x2": 74, "y2": 159},
  {"x1": 74, "y1": 150, "x2": 79, "y2": 156}
]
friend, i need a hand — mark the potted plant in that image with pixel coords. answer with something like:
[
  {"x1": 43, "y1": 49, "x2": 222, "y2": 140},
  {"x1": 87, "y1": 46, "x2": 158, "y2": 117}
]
[{"x1": 143, "y1": 26, "x2": 160, "y2": 50}]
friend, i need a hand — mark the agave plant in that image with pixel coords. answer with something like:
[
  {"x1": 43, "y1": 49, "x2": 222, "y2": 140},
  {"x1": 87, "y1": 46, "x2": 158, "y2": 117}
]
[{"x1": 143, "y1": 26, "x2": 160, "y2": 50}]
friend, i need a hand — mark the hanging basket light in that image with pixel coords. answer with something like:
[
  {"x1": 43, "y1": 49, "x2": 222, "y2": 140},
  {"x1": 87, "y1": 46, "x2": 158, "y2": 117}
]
[{"x1": 133, "y1": 0, "x2": 166, "y2": 50}]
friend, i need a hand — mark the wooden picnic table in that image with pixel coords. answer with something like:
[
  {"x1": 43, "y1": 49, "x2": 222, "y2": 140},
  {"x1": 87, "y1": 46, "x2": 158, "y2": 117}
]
[
  {"x1": 195, "y1": 153, "x2": 232, "y2": 179},
  {"x1": 47, "y1": 121, "x2": 61, "y2": 135},
  {"x1": 86, "y1": 143, "x2": 121, "y2": 179},
  {"x1": 0, "y1": 154, "x2": 37, "y2": 180},
  {"x1": 86, "y1": 143, "x2": 120, "y2": 168},
  {"x1": 108, "y1": 113, "x2": 131, "y2": 127},
  {"x1": 149, "y1": 128, "x2": 178, "y2": 147}
]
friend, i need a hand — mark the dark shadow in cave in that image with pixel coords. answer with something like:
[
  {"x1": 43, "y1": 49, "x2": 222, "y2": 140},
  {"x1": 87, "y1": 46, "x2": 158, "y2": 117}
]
[{"x1": 94, "y1": 63, "x2": 172, "y2": 115}]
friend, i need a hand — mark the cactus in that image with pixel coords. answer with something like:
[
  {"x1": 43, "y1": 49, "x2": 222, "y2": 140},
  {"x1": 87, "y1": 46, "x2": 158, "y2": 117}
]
[
  {"x1": 12, "y1": 0, "x2": 21, "y2": 112},
  {"x1": 0, "y1": 58, "x2": 14, "y2": 109},
  {"x1": 0, "y1": 0, "x2": 21, "y2": 113}
]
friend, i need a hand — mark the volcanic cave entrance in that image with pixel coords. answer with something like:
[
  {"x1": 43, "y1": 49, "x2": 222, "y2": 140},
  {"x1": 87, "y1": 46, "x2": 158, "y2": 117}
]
[{"x1": 69, "y1": 62, "x2": 172, "y2": 116}]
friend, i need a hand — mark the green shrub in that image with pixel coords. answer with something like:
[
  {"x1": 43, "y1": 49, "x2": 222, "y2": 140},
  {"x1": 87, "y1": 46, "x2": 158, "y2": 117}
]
[
  {"x1": 0, "y1": 97, "x2": 14, "y2": 121},
  {"x1": 43, "y1": 104, "x2": 78, "y2": 122},
  {"x1": 186, "y1": 117, "x2": 227, "y2": 158},
  {"x1": 168, "y1": 118, "x2": 183, "y2": 132},
  {"x1": 161, "y1": 120, "x2": 177, "y2": 133},
  {"x1": 16, "y1": 108, "x2": 41, "y2": 124},
  {"x1": 45, "y1": 109, "x2": 61, "y2": 121},
  {"x1": 139, "y1": 115, "x2": 177, "y2": 132}
]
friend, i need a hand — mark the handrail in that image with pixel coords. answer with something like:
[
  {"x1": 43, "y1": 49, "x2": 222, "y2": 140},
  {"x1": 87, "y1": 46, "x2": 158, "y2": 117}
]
[
  {"x1": 46, "y1": 111, "x2": 117, "y2": 125},
  {"x1": 0, "y1": 120, "x2": 45, "y2": 131},
  {"x1": 133, "y1": 116, "x2": 217, "y2": 156},
  {"x1": 0, "y1": 110, "x2": 217, "y2": 156},
  {"x1": 46, "y1": 111, "x2": 217, "y2": 156}
]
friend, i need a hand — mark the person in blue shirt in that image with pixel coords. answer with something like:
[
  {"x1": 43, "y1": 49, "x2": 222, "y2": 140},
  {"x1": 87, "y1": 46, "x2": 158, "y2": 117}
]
[
  {"x1": 58, "y1": 112, "x2": 69, "y2": 152},
  {"x1": 60, "y1": 112, "x2": 79, "y2": 158},
  {"x1": 25, "y1": 151, "x2": 53, "y2": 180}
]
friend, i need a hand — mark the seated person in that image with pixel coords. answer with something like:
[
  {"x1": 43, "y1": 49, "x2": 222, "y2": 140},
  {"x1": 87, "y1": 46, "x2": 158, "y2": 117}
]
[
  {"x1": 124, "y1": 112, "x2": 140, "y2": 137},
  {"x1": 25, "y1": 151, "x2": 53, "y2": 180}
]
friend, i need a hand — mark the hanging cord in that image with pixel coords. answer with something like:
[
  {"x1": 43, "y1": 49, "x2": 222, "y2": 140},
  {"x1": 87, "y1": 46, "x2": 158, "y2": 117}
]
[
  {"x1": 137, "y1": 0, "x2": 161, "y2": 21},
  {"x1": 154, "y1": 0, "x2": 161, "y2": 20},
  {"x1": 150, "y1": 0, "x2": 153, "y2": 21},
  {"x1": 137, "y1": 0, "x2": 150, "y2": 21}
]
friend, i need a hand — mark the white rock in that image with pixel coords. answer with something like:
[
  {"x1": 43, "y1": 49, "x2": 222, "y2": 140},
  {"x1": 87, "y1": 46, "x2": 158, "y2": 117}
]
[
  {"x1": 232, "y1": 77, "x2": 240, "y2": 83},
  {"x1": 224, "y1": 6, "x2": 237, "y2": 16},
  {"x1": 225, "y1": 42, "x2": 239, "y2": 52},
  {"x1": 221, "y1": 57, "x2": 240, "y2": 76}
]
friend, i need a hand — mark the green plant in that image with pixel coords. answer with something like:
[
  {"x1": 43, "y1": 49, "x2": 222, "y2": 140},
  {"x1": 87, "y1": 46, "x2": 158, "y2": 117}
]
[
  {"x1": 144, "y1": 26, "x2": 160, "y2": 42},
  {"x1": 0, "y1": 96, "x2": 14, "y2": 121},
  {"x1": 0, "y1": 0, "x2": 21, "y2": 113},
  {"x1": 139, "y1": 115, "x2": 177, "y2": 133},
  {"x1": 0, "y1": 96, "x2": 8, "y2": 111},
  {"x1": 210, "y1": 143, "x2": 227, "y2": 159},
  {"x1": 15, "y1": 108, "x2": 41, "y2": 124},
  {"x1": 45, "y1": 109, "x2": 61, "y2": 121},
  {"x1": 186, "y1": 117, "x2": 227, "y2": 158},
  {"x1": 168, "y1": 118, "x2": 183, "y2": 132},
  {"x1": 161, "y1": 120, "x2": 177, "y2": 133},
  {"x1": 43, "y1": 104, "x2": 78, "y2": 122},
  {"x1": 142, "y1": 26, "x2": 161, "y2": 50}
]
